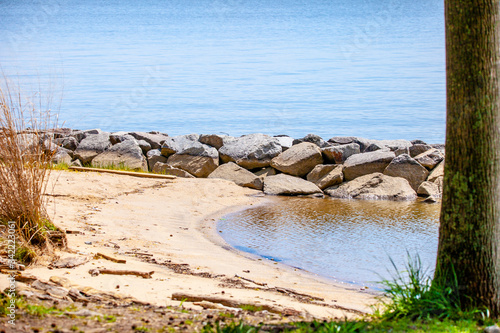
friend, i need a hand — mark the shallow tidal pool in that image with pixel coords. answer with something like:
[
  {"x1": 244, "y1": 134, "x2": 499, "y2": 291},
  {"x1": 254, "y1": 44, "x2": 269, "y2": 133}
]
[{"x1": 218, "y1": 196, "x2": 440, "y2": 288}]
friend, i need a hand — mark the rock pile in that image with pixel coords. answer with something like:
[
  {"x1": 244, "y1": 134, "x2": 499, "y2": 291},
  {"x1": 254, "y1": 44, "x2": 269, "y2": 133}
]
[{"x1": 44, "y1": 129, "x2": 445, "y2": 201}]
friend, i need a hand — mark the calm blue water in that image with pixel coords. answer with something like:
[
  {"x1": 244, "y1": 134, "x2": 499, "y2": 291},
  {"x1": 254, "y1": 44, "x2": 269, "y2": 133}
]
[
  {"x1": 219, "y1": 197, "x2": 441, "y2": 287},
  {"x1": 0, "y1": 0, "x2": 445, "y2": 141}
]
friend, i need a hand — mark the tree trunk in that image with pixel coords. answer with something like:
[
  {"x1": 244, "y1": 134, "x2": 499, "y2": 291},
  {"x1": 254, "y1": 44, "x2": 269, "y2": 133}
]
[{"x1": 434, "y1": 0, "x2": 500, "y2": 315}]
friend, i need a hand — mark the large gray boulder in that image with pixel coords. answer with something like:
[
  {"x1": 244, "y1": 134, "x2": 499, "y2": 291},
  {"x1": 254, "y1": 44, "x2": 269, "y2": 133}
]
[
  {"x1": 427, "y1": 160, "x2": 445, "y2": 182},
  {"x1": 322, "y1": 143, "x2": 361, "y2": 164},
  {"x1": 152, "y1": 162, "x2": 195, "y2": 178},
  {"x1": 274, "y1": 135, "x2": 294, "y2": 151},
  {"x1": 70, "y1": 129, "x2": 105, "y2": 143},
  {"x1": 306, "y1": 164, "x2": 344, "y2": 190},
  {"x1": 254, "y1": 167, "x2": 277, "y2": 180},
  {"x1": 160, "y1": 134, "x2": 201, "y2": 157},
  {"x1": 417, "y1": 181, "x2": 441, "y2": 198},
  {"x1": 414, "y1": 149, "x2": 444, "y2": 170},
  {"x1": 409, "y1": 144, "x2": 433, "y2": 157},
  {"x1": 328, "y1": 136, "x2": 357, "y2": 145},
  {"x1": 271, "y1": 142, "x2": 323, "y2": 177},
  {"x1": 325, "y1": 173, "x2": 417, "y2": 201},
  {"x1": 161, "y1": 134, "x2": 218, "y2": 158},
  {"x1": 54, "y1": 136, "x2": 79, "y2": 151},
  {"x1": 74, "y1": 133, "x2": 111, "y2": 164},
  {"x1": 91, "y1": 140, "x2": 147, "y2": 171},
  {"x1": 199, "y1": 134, "x2": 230, "y2": 150},
  {"x1": 129, "y1": 131, "x2": 169, "y2": 149},
  {"x1": 208, "y1": 162, "x2": 263, "y2": 190},
  {"x1": 343, "y1": 150, "x2": 396, "y2": 181},
  {"x1": 263, "y1": 174, "x2": 322, "y2": 196},
  {"x1": 383, "y1": 154, "x2": 429, "y2": 191},
  {"x1": 167, "y1": 153, "x2": 218, "y2": 178},
  {"x1": 375, "y1": 139, "x2": 413, "y2": 151},
  {"x1": 146, "y1": 149, "x2": 168, "y2": 171},
  {"x1": 51, "y1": 148, "x2": 73, "y2": 165},
  {"x1": 219, "y1": 134, "x2": 282, "y2": 169},
  {"x1": 109, "y1": 132, "x2": 136, "y2": 145},
  {"x1": 292, "y1": 134, "x2": 331, "y2": 148}
]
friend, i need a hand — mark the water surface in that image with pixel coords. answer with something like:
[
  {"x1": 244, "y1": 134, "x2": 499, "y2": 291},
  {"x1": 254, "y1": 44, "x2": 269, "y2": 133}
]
[
  {"x1": 219, "y1": 197, "x2": 440, "y2": 287},
  {"x1": 0, "y1": 0, "x2": 445, "y2": 141}
]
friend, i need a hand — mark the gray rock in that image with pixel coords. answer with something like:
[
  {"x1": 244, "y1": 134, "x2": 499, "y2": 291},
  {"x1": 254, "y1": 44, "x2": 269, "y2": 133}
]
[
  {"x1": 71, "y1": 128, "x2": 105, "y2": 143},
  {"x1": 219, "y1": 133, "x2": 282, "y2": 169},
  {"x1": 414, "y1": 149, "x2": 444, "y2": 170},
  {"x1": 417, "y1": 181, "x2": 441, "y2": 198},
  {"x1": 292, "y1": 134, "x2": 331, "y2": 148},
  {"x1": 430, "y1": 143, "x2": 446, "y2": 154},
  {"x1": 306, "y1": 164, "x2": 344, "y2": 190},
  {"x1": 325, "y1": 173, "x2": 417, "y2": 201},
  {"x1": 109, "y1": 132, "x2": 135, "y2": 145},
  {"x1": 167, "y1": 153, "x2": 218, "y2": 178},
  {"x1": 383, "y1": 154, "x2": 429, "y2": 191},
  {"x1": 434, "y1": 176, "x2": 443, "y2": 193},
  {"x1": 92, "y1": 140, "x2": 147, "y2": 171},
  {"x1": 395, "y1": 147, "x2": 410, "y2": 156},
  {"x1": 409, "y1": 144, "x2": 432, "y2": 157},
  {"x1": 129, "y1": 131, "x2": 169, "y2": 149},
  {"x1": 364, "y1": 142, "x2": 385, "y2": 152},
  {"x1": 322, "y1": 143, "x2": 361, "y2": 164},
  {"x1": 343, "y1": 150, "x2": 396, "y2": 181},
  {"x1": 146, "y1": 149, "x2": 168, "y2": 171},
  {"x1": 274, "y1": 135, "x2": 294, "y2": 151},
  {"x1": 161, "y1": 134, "x2": 216, "y2": 158},
  {"x1": 376, "y1": 139, "x2": 413, "y2": 151},
  {"x1": 208, "y1": 162, "x2": 263, "y2": 190},
  {"x1": 263, "y1": 174, "x2": 322, "y2": 196},
  {"x1": 73, "y1": 133, "x2": 112, "y2": 164},
  {"x1": 271, "y1": 142, "x2": 323, "y2": 177},
  {"x1": 199, "y1": 134, "x2": 229, "y2": 149},
  {"x1": 411, "y1": 139, "x2": 427, "y2": 145},
  {"x1": 71, "y1": 159, "x2": 83, "y2": 167},
  {"x1": 254, "y1": 167, "x2": 277, "y2": 180},
  {"x1": 428, "y1": 160, "x2": 444, "y2": 182},
  {"x1": 51, "y1": 148, "x2": 73, "y2": 165},
  {"x1": 54, "y1": 136, "x2": 79, "y2": 151},
  {"x1": 152, "y1": 162, "x2": 195, "y2": 178},
  {"x1": 327, "y1": 136, "x2": 357, "y2": 145},
  {"x1": 137, "y1": 139, "x2": 151, "y2": 154}
]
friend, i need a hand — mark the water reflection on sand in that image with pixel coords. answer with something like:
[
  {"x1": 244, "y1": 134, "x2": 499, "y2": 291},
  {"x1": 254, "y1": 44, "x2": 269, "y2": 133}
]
[{"x1": 219, "y1": 196, "x2": 440, "y2": 287}]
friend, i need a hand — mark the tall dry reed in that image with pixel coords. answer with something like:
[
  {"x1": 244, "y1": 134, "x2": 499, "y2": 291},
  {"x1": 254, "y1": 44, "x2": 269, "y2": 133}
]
[{"x1": 0, "y1": 76, "x2": 60, "y2": 261}]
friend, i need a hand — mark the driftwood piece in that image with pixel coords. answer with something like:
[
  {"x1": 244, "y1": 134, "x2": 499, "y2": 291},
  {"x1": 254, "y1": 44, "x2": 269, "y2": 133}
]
[
  {"x1": 88, "y1": 268, "x2": 154, "y2": 279},
  {"x1": 234, "y1": 274, "x2": 268, "y2": 287},
  {"x1": 124, "y1": 251, "x2": 153, "y2": 256},
  {"x1": 273, "y1": 287, "x2": 325, "y2": 302},
  {"x1": 95, "y1": 252, "x2": 126, "y2": 264},
  {"x1": 171, "y1": 292, "x2": 301, "y2": 316},
  {"x1": 69, "y1": 166, "x2": 176, "y2": 179}
]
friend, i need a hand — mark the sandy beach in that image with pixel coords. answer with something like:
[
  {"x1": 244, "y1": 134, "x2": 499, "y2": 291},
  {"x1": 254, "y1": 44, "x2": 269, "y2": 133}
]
[{"x1": 2, "y1": 169, "x2": 377, "y2": 322}]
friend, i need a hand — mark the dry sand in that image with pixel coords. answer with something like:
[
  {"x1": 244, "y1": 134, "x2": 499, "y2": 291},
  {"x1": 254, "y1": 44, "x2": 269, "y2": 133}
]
[{"x1": 2, "y1": 169, "x2": 377, "y2": 320}]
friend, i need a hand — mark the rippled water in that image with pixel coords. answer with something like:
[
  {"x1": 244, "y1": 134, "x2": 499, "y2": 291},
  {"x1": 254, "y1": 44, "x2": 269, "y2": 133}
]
[
  {"x1": 218, "y1": 197, "x2": 440, "y2": 287},
  {"x1": 0, "y1": 0, "x2": 445, "y2": 141}
]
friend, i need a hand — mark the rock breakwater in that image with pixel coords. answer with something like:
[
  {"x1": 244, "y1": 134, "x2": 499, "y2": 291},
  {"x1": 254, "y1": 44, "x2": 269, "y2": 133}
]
[{"x1": 46, "y1": 129, "x2": 444, "y2": 201}]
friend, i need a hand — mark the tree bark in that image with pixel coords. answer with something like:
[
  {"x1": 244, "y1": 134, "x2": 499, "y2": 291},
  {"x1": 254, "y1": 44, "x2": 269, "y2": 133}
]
[{"x1": 434, "y1": 0, "x2": 500, "y2": 315}]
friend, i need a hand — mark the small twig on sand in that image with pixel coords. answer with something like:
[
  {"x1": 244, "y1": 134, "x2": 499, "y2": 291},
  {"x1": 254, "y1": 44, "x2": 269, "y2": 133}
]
[
  {"x1": 89, "y1": 268, "x2": 154, "y2": 279},
  {"x1": 234, "y1": 274, "x2": 268, "y2": 287},
  {"x1": 95, "y1": 252, "x2": 126, "y2": 264}
]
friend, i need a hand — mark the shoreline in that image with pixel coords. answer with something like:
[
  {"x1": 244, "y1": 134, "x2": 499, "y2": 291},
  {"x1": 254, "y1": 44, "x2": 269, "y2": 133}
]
[
  {"x1": 2, "y1": 169, "x2": 377, "y2": 321},
  {"x1": 202, "y1": 197, "x2": 370, "y2": 291}
]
